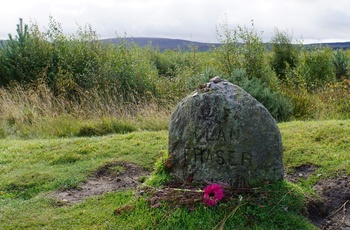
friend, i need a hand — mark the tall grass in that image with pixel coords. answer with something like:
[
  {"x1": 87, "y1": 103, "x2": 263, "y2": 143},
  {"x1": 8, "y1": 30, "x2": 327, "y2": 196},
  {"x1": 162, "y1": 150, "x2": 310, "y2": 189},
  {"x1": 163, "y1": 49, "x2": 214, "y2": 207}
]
[{"x1": 0, "y1": 82, "x2": 171, "y2": 138}]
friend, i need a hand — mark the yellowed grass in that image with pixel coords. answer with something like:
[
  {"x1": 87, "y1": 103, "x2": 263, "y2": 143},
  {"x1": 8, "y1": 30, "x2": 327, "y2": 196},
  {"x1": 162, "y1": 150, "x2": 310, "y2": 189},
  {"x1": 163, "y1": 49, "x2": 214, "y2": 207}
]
[{"x1": 0, "y1": 83, "x2": 172, "y2": 138}]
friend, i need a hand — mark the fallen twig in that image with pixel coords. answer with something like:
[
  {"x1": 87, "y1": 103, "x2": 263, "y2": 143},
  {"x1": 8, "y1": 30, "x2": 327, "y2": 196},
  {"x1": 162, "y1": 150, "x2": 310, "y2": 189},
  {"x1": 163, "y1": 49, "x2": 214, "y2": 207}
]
[{"x1": 325, "y1": 199, "x2": 349, "y2": 219}]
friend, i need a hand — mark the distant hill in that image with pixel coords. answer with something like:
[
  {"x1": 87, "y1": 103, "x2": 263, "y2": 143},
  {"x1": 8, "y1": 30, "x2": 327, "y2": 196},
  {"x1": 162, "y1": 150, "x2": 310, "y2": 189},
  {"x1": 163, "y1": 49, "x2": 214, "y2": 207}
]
[
  {"x1": 101, "y1": 37, "x2": 219, "y2": 51},
  {"x1": 305, "y1": 42, "x2": 350, "y2": 50}
]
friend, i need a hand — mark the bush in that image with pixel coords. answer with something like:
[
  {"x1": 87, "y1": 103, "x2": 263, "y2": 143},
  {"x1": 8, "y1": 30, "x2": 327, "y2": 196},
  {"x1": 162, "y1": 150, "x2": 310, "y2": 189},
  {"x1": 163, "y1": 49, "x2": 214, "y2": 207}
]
[
  {"x1": 281, "y1": 85, "x2": 317, "y2": 119},
  {"x1": 270, "y1": 29, "x2": 299, "y2": 80},
  {"x1": 227, "y1": 69, "x2": 293, "y2": 121},
  {"x1": 297, "y1": 46, "x2": 335, "y2": 90},
  {"x1": 331, "y1": 49, "x2": 349, "y2": 79},
  {"x1": 0, "y1": 18, "x2": 159, "y2": 104},
  {"x1": 94, "y1": 39, "x2": 158, "y2": 103},
  {"x1": 214, "y1": 21, "x2": 270, "y2": 83},
  {"x1": 213, "y1": 20, "x2": 283, "y2": 98}
]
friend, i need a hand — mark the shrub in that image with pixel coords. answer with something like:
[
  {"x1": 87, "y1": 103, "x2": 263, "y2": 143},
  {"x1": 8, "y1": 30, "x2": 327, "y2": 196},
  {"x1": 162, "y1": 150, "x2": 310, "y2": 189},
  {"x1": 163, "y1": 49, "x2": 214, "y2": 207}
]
[
  {"x1": 297, "y1": 46, "x2": 335, "y2": 90},
  {"x1": 150, "y1": 46, "x2": 206, "y2": 103},
  {"x1": 94, "y1": 39, "x2": 158, "y2": 103},
  {"x1": 239, "y1": 25, "x2": 267, "y2": 81},
  {"x1": 213, "y1": 21, "x2": 242, "y2": 75},
  {"x1": 227, "y1": 69, "x2": 293, "y2": 121},
  {"x1": 145, "y1": 43, "x2": 202, "y2": 78},
  {"x1": 270, "y1": 29, "x2": 299, "y2": 80},
  {"x1": 0, "y1": 18, "x2": 159, "y2": 104},
  {"x1": 331, "y1": 49, "x2": 349, "y2": 79},
  {"x1": 53, "y1": 27, "x2": 102, "y2": 95},
  {"x1": 214, "y1": 20, "x2": 277, "y2": 90},
  {"x1": 281, "y1": 85, "x2": 317, "y2": 119},
  {"x1": 147, "y1": 48, "x2": 181, "y2": 77}
]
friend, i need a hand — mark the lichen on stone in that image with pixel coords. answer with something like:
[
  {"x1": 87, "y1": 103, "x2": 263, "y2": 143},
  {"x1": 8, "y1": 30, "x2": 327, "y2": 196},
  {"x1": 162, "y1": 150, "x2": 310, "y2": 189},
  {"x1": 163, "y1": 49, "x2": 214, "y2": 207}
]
[{"x1": 168, "y1": 78, "x2": 284, "y2": 188}]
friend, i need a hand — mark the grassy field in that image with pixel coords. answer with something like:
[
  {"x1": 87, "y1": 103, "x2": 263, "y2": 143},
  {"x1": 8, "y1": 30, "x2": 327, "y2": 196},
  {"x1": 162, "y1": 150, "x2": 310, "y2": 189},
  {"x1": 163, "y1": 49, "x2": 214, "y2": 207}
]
[
  {"x1": 1, "y1": 18, "x2": 349, "y2": 229},
  {"x1": 0, "y1": 119, "x2": 349, "y2": 229}
]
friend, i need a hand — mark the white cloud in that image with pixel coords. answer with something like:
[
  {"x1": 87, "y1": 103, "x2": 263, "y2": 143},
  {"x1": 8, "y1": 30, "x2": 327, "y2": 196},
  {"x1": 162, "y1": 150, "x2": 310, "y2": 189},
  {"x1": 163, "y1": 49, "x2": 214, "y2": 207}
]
[{"x1": 1, "y1": 0, "x2": 350, "y2": 43}]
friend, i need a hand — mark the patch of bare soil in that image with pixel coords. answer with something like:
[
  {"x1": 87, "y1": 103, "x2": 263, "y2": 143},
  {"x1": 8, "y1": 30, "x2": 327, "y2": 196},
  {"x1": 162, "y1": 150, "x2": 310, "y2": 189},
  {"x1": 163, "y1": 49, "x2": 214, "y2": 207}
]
[
  {"x1": 309, "y1": 175, "x2": 350, "y2": 230},
  {"x1": 286, "y1": 164, "x2": 350, "y2": 230},
  {"x1": 285, "y1": 164, "x2": 319, "y2": 183},
  {"x1": 49, "y1": 162, "x2": 149, "y2": 205}
]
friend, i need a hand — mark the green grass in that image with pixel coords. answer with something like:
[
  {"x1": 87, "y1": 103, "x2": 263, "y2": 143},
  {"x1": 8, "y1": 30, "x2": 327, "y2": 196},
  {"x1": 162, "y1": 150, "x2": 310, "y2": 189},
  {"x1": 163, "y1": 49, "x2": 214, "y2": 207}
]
[
  {"x1": 0, "y1": 120, "x2": 349, "y2": 229},
  {"x1": 280, "y1": 120, "x2": 350, "y2": 187},
  {"x1": 0, "y1": 131, "x2": 168, "y2": 200},
  {"x1": 0, "y1": 113, "x2": 170, "y2": 138}
]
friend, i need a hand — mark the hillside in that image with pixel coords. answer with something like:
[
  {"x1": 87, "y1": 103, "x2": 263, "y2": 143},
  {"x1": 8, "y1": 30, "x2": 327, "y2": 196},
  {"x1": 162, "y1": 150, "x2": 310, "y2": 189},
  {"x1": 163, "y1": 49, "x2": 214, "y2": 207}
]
[{"x1": 101, "y1": 37, "x2": 219, "y2": 51}]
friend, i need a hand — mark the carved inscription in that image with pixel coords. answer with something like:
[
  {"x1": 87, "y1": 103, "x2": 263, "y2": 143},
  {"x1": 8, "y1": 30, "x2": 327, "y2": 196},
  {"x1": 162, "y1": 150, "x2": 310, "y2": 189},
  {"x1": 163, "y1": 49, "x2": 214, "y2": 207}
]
[
  {"x1": 184, "y1": 147, "x2": 251, "y2": 167},
  {"x1": 194, "y1": 124, "x2": 241, "y2": 144},
  {"x1": 184, "y1": 122, "x2": 251, "y2": 168},
  {"x1": 184, "y1": 147, "x2": 226, "y2": 165}
]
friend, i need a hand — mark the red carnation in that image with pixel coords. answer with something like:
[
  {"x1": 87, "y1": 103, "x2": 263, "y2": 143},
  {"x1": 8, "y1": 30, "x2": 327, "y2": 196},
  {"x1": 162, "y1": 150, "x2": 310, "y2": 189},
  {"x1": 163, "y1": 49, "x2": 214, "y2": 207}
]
[{"x1": 202, "y1": 184, "x2": 224, "y2": 206}]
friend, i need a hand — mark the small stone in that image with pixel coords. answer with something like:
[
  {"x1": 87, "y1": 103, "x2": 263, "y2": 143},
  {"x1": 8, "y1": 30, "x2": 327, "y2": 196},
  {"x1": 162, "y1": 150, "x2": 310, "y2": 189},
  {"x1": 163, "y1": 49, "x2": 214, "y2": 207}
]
[
  {"x1": 211, "y1": 76, "x2": 222, "y2": 83},
  {"x1": 139, "y1": 190, "x2": 145, "y2": 196}
]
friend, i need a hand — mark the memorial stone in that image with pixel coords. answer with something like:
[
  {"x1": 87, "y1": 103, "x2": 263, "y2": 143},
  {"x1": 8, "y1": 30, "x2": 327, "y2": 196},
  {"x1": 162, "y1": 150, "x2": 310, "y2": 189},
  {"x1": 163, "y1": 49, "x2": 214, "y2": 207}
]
[{"x1": 167, "y1": 77, "x2": 284, "y2": 187}]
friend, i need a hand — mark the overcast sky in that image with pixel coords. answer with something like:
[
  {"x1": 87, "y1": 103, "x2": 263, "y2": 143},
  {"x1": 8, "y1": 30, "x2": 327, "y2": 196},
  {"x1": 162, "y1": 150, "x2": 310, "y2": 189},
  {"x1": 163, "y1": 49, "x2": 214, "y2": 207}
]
[{"x1": 1, "y1": 0, "x2": 350, "y2": 43}]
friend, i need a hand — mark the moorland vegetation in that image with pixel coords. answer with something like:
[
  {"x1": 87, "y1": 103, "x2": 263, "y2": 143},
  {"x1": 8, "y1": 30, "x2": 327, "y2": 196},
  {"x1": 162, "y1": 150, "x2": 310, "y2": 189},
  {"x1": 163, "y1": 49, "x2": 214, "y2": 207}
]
[{"x1": 0, "y1": 18, "x2": 349, "y2": 138}]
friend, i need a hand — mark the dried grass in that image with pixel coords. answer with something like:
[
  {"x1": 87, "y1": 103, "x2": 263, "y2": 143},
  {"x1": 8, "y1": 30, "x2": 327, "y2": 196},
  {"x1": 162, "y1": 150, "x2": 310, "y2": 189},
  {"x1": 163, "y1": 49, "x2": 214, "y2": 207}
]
[{"x1": 0, "y1": 83, "x2": 171, "y2": 138}]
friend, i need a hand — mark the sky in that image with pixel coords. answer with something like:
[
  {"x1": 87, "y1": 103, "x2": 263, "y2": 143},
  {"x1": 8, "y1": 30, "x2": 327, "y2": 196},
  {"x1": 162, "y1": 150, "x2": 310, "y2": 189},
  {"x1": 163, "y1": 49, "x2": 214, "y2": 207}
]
[{"x1": 1, "y1": 0, "x2": 350, "y2": 44}]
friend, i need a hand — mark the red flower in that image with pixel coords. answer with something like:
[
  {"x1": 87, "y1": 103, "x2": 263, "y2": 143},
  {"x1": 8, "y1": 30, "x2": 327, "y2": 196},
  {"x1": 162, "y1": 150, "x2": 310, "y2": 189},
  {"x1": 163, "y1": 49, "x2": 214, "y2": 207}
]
[{"x1": 203, "y1": 184, "x2": 224, "y2": 206}]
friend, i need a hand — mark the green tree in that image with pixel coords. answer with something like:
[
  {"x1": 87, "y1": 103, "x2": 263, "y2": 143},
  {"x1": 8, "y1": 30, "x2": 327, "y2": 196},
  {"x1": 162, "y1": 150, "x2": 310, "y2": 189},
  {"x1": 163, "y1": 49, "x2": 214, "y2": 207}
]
[
  {"x1": 214, "y1": 20, "x2": 270, "y2": 83},
  {"x1": 270, "y1": 29, "x2": 298, "y2": 80},
  {"x1": 331, "y1": 49, "x2": 349, "y2": 79},
  {"x1": 0, "y1": 18, "x2": 52, "y2": 86},
  {"x1": 214, "y1": 21, "x2": 242, "y2": 75}
]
